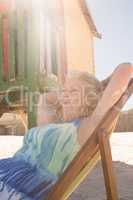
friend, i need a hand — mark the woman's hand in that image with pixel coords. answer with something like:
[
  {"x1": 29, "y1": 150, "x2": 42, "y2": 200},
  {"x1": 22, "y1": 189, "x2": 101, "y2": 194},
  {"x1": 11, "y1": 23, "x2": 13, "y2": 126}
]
[
  {"x1": 37, "y1": 92, "x2": 60, "y2": 126},
  {"x1": 46, "y1": 91, "x2": 59, "y2": 106}
]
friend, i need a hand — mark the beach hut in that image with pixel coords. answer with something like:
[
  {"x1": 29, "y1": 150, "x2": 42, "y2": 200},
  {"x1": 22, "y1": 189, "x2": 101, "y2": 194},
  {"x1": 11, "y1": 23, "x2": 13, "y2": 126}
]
[
  {"x1": 39, "y1": 0, "x2": 101, "y2": 83},
  {"x1": 63, "y1": 0, "x2": 101, "y2": 75},
  {"x1": 0, "y1": 0, "x2": 100, "y2": 128}
]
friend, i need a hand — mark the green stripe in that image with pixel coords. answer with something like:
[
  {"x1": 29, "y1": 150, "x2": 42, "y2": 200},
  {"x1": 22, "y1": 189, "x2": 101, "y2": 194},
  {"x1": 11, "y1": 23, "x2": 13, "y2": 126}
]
[
  {"x1": 26, "y1": 11, "x2": 40, "y2": 128},
  {"x1": 8, "y1": 12, "x2": 15, "y2": 81},
  {"x1": 16, "y1": 9, "x2": 25, "y2": 80},
  {"x1": 0, "y1": 14, "x2": 3, "y2": 88},
  {"x1": 51, "y1": 32, "x2": 58, "y2": 76}
]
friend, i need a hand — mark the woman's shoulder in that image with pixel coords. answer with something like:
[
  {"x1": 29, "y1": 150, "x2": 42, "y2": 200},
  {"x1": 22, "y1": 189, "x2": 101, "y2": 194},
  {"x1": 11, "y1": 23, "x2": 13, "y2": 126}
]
[
  {"x1": 67, "y1": 118, "x2": 81, "y2": 127},
  {"x1": 39, "y1": 118, "x2": 82, "y2": 129},
  {"x1": 59, "y1": 118, "x2": 83, "y2": 126},
  {"x1": 28, "y1": 118, "x2": 82, "y2": 134}
]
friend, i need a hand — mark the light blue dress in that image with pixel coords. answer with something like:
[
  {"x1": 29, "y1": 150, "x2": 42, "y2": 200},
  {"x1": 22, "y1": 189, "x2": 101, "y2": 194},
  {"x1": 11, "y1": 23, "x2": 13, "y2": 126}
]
[{"x1": 0, "y1": 119, "x2": 81, "y2": 200}]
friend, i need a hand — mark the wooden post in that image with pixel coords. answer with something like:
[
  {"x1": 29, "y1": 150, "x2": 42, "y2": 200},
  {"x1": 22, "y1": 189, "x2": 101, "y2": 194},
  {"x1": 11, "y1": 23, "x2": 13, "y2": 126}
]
[{"x1": 98, "y1": 128, "x2": 119, "y2": 200}]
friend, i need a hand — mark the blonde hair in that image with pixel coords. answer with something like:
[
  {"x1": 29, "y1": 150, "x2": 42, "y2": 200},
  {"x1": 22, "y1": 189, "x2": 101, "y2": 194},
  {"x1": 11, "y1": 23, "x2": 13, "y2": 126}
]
[
  {"x1": 56, "y1": 70, "x2": 103, "y2": 121},
  {"x1": 69, "y1": 70, "x2": 103, "y2": 115},
  {"x1": 67, "y1": 69, "x2": 102, "y2": 94}
]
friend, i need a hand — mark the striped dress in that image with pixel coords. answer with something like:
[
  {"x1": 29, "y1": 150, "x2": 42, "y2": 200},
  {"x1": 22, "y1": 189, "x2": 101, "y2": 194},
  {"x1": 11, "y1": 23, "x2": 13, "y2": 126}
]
[{"x1": 0, "y1": 119, "x2": 81, "y2": 200}]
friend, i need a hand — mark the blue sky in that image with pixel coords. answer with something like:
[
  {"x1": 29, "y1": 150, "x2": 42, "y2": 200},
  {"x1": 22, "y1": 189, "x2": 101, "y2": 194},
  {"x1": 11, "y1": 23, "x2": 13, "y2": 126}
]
[{"x1": 86, "y1": 0, "x2": 133, "y2": 110}]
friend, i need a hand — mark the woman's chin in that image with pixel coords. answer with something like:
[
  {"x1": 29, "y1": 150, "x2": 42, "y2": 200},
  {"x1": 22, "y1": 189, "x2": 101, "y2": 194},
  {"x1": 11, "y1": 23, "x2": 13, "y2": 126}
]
[{"x1": 62, "y1": 110, "x2": 78, "y2": 122}]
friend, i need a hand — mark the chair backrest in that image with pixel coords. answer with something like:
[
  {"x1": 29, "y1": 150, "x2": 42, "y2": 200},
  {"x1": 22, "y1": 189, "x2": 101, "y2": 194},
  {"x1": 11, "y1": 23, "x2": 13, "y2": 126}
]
[{"x1": 46, "y1": 63, "x2": 133, "y2": 200}]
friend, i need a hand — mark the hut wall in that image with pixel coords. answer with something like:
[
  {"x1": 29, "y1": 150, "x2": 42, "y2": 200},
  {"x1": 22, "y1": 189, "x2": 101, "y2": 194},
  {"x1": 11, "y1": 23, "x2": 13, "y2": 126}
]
[{"x1": 63, "y1": 0, "x2": 95, "y2": 75}]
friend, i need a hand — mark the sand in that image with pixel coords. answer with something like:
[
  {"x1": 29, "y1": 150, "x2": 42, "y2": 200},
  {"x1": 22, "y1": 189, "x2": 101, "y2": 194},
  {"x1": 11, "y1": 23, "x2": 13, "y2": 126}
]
[{"x1": 69, "y1": 132, "x2": 133, "y2": 200}]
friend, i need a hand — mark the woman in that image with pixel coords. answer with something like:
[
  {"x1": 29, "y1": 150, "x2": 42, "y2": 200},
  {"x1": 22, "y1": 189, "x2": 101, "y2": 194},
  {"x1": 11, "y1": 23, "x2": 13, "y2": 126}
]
[{"x1": 0, "y1": 71, "x2": 104, "y2": 200}]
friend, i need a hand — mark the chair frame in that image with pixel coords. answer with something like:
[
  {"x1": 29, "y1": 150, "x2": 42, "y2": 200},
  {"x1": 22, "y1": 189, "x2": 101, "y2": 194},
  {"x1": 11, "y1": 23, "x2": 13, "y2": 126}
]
[{"x1": 45, "y1": 65, "x2": 133, "y2": 200}]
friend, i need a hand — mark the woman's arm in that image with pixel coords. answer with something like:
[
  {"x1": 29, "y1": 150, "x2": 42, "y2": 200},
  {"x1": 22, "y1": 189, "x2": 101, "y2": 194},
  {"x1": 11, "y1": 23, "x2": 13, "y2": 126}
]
[
  {"x1": 37, "y1": 92, "x2": 60, "y2": 126},
  {"x1": 46, "y1": 91, "x2": 59, "y2": 105},
  {"x1": 77, "y1": 75, "x2": 112, "y2": 146}
]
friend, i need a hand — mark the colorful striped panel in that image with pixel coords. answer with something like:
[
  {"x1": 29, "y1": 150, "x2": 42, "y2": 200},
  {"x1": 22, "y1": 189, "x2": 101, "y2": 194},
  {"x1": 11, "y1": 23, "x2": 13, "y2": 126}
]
[{"x1": 2, "y1": 15, "x2": 9, "y2": 81}]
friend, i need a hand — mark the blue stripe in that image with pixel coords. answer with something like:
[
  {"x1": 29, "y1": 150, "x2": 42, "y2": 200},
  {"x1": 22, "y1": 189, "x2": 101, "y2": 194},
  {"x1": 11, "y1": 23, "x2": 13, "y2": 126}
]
[{"x1": 0, "y1": 158, "x2": 57, "y2": 200}]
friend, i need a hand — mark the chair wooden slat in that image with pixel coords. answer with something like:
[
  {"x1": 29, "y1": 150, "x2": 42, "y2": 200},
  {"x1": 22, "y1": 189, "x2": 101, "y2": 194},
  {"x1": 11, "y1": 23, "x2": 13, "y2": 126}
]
[{"x1": 98, "y1": 128, "x2": 118, "y2": 200}]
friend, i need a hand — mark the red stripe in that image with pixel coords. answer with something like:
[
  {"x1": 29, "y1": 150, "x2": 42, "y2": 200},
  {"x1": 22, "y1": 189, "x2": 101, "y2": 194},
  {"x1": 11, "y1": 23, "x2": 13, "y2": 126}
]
[{"x1": 0, "y1": 0, "x2": 15, "y2": 12}]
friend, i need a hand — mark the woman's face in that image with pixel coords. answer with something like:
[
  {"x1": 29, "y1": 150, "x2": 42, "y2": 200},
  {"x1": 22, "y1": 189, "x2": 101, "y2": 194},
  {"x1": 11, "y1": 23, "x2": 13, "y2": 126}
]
[{"x1": 59, "y1": 77, "x2": 90, "y2": 121}]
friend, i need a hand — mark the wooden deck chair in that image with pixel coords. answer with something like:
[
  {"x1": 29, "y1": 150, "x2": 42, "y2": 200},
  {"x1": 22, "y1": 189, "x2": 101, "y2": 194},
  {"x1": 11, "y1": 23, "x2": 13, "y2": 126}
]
[{"x1": 45, "y1": 63, "x2": 133, "y2": 200}]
